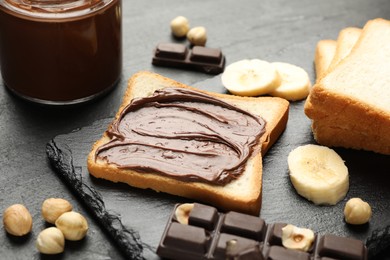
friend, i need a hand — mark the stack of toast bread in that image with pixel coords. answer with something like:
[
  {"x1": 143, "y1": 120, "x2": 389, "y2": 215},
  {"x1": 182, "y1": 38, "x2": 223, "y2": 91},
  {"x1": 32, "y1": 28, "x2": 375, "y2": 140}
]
[
  {"x1": 305, "y1": 18, "x2": 390, "y2": 155},
  {"x1": 88, "y1": 71, "x2": 289, "y2": 215}
]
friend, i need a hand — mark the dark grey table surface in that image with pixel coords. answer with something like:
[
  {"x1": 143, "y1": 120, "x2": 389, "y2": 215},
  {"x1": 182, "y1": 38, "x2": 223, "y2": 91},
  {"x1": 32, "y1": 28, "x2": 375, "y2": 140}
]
[{"x1": 1, "y1": 0, "x2": 390, "y2": 259}]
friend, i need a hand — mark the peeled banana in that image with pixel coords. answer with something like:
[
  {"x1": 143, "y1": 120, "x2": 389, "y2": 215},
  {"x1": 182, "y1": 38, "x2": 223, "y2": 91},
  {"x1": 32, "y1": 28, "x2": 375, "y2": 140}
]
[{"x1": 287, "y1": 144, "x2": 349, "y2": 205}]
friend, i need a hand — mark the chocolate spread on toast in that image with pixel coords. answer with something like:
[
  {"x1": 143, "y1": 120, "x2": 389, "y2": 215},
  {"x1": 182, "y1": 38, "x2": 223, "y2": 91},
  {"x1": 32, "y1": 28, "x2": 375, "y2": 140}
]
[{"x1": 95, "y1": 88, "x2": 266, "y2": 185}]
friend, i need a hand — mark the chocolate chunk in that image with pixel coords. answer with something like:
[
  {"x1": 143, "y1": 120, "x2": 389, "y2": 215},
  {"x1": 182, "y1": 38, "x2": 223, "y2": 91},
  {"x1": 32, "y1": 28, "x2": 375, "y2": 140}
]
[
  {"x1": 156, "y1": 203, "x2": 368, "y2": 260},
  {"x1": 221, "y1": 211, "x2": 267, "y2": 241},
  {"x1": 214, "y1": 233, "x2": 259, "y2": 259},
  {"x1": 189, "y1": 203, "x2": 219, "y2": 230},
  {"x1": 266, "y1": 246, "x2": 310, "y2": 260},
  {"x1": 152, "y1": 43, "x2": 225, "y2": 74},
  {"x1": 318, "y1": 234, "x2": 367, "y2": 260},
  {"x1": 190, "y1": 46, "x2": 222, "y2": 64},
  {"x1": 162, "y1": 222, "x2": 209, "y2": 255},
  {"x1": 155, "y1": 42, "x2": 187, "y2": 60},
  {"x1": 267, "y1": 223, "x2": 288, "y2": 246},
  {"x1": 226, "y1": 239, "x2": 264, "y2": 260}
]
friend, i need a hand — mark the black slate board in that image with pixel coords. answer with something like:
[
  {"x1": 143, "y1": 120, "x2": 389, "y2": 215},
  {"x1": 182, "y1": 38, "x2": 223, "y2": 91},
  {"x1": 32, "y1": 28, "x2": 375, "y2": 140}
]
[{"x1": 46, "y1": 75, "x2": 390, "y2": 259}]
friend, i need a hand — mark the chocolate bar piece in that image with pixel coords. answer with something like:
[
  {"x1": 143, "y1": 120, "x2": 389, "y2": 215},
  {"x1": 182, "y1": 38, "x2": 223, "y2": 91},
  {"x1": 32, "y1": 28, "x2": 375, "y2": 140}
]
[
  {"x1": 152, "y1": 43, "x2": 225, "y2": 74},
  {"x1": 157, "y1": 203, "x2": 368, "y2": 260}
]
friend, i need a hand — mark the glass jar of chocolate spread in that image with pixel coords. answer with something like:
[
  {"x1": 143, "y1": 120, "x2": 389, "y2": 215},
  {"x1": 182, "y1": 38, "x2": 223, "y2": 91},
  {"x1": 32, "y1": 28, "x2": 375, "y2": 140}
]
[{"x1": 0, "y1": 0, "x2": 122, "y2": 105}]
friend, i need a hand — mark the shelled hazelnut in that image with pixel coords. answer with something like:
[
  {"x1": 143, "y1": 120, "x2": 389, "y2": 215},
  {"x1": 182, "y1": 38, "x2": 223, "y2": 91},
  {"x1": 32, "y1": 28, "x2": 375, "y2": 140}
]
[
  {"x1": 170, "y1": 16, "x2": 190, "y2": 38},
  {"x1": 55, "y1": 211, "x2": 89, "y2": 241},
  {"x1": 3, "y1": 204, "x2": 33, "y2": 236},
  {"x1": 36, "y1": 227, "x2": 65, "y2": 254},
  {"x1": 187, "y1": 26, "x2": 207, "y2": 46},
  {"x1": 41, "y1": 198, "x2": 73, "y2": 224},
  {"x1": 344, "y1": 198, "x2": 372, "y2": 225},
  {"x1": 174, "y1": 203, "x2": 194, "y2": 225},
  {"x1": 282, "y1": 224, "x2": 315, "y2": 252}
]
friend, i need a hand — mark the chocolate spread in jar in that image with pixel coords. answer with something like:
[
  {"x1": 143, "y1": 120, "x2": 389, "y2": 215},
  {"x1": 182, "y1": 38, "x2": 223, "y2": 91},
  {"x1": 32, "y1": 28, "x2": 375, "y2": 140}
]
[
  {"x1": 95, "y1": 88, "x2": 266, "y2": 185},
  {"x1": 0, "y1": 0, "x2": 122, "y2": 104}
]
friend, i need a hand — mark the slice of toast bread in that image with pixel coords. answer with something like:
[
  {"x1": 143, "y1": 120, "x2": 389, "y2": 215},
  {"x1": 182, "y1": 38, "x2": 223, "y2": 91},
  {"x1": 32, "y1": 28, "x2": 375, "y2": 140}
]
[
  {"x1": 305, "y1": 18, "x2": 390, "y2": 155},
  {"x1": 314, "y1": 39, "x2": 337, "y2": 81},
  {"x1": 87, "y1": 71, "x2": 289, "y2": 215},
  {"x1": 311, "y1": 123, "x2": 390, "y2": 154},
  {"x1": 314, "y1": 28, "x2": 361, "y2": 83},
  {"x1": 310, "y1": 28, "x2": 361, "y2": 116},
  {"x1": 327, "y1": 27, "x2": 362, "y2": 72}
]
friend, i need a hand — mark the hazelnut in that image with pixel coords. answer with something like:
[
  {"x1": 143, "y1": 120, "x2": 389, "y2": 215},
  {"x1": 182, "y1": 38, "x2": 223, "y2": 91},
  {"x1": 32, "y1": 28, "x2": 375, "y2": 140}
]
[
  {"x1": 170, "y1": 16, "x2": 190, "y2": 38},
  {"x1": 174, "y1": 203, "x2": 194, "y2": 225},
  {"x1": 55, "y1": 211, "x2": 88, "y2": 241},
  {"x1": 3, "y1": 204, "x2": 33, "y2": 236},
  {"x1": 41, "y1": 198, "x2": 73, "y2": 224},
  {"x1": 344, "y1": 198, "x2": 372, "y2": 225},
  {"x1": 187, "y1": 26, "x2": 207, "y2": 46},
  {"x1": 281, "y1": 224, "x2": 315, "y2": 252},
  {"x1": 226, "y1": 239, "x2": 239, "y2": 255},
  {"x1": 36, "y1": 227, "x2": 65, "y2": 255}
]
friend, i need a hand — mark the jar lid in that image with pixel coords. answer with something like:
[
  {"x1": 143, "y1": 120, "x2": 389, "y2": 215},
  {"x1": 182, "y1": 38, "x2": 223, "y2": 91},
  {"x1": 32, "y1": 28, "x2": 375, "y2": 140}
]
[{"x1": 1, "y1": 0, "x2": 113, "y2": 19}]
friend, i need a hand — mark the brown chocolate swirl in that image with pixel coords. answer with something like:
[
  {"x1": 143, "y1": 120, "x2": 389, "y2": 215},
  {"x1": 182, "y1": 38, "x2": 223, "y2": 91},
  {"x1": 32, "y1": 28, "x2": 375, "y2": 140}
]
[{"x1": 95, "y1": 88, "x2": 266, "y2": 185}]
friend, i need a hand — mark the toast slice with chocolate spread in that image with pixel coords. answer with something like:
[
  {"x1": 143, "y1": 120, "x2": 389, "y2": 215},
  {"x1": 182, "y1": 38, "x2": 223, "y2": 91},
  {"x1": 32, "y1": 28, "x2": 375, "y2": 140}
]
[{"x1": 87, "y1": 71, "x2": 289, "y2": 215}]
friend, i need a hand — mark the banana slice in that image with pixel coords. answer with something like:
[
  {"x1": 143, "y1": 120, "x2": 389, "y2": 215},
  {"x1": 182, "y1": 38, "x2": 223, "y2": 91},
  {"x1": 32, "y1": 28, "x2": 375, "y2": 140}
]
[
  {"x1": 287, "y1": 144, "x2": 349, "y2": 205},
  {"x1": 221, "y1": 59, "x2": 281, "y2": 96},
  {"x1": 269, "y1": 62, "x2": 311, "y2": 101}
]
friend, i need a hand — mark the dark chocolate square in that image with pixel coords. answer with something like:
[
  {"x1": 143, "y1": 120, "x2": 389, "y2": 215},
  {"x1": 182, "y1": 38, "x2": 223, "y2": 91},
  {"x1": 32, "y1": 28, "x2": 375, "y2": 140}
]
[
  {"x1": 155, "y1": 42, "x2": 187, "y2": 60},
  {"x1": 214, "y1": 233, "x2": 259, "y2": 260},
  {"x1": 267, "y1": 223, "x2": 287, "y2": 246},
  {"x1": 226, "y1": 240, "x2": 264, "y2": 260},
  {"x1": 221, "y1": 211, "x2": 266, "y2": 241},
  {"x1": 190, "y1": 46, "x2": 222, "y2": 64},
  {"x1": 266, "y1": 246, "x2": 310, "y2": 260},
  {"x1": 163, "y1": 222, "x2": 209, "y2": 255},
  {"x1": 189, "y1": 203, "x2": 219, "y2": 230},
  {"x1": 317, "y1": 234, "x2": 366, "y2": 260}
]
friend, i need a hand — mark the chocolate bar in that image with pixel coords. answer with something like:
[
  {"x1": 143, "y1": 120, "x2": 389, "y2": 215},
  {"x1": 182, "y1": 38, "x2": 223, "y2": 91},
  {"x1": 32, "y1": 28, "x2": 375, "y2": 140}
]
[
  {"x1": 157, "y1": 203, "x2": 368, "y2": 260},
  {"x1": 152, "y1": 43, "x2": 225, "y2": 74}
]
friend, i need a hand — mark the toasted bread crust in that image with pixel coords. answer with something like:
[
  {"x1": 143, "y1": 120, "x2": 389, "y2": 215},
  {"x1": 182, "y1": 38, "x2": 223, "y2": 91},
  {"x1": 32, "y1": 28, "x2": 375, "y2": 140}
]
[
  {"x1": 87, "y1": 71, "x2": 289, "y2": 215},
  {"x1": 312, "y1": 124, "x2": 390, "y2": 154}
]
